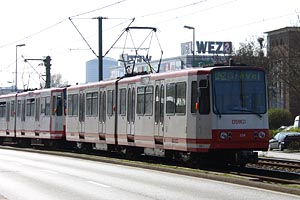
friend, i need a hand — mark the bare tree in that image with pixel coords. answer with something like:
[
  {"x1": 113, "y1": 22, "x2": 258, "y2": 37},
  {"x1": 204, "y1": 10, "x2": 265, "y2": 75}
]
[
  {"x1": 232, "y1": 37, "x2": 268, "y2": 69},
  {"x1": 51, "y1": 73, "x2": 69, "y2": 88}
]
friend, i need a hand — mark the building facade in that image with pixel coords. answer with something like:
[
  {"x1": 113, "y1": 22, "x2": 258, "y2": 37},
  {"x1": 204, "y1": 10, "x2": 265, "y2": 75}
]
[
  {"x1": 85, "y1": 57, "x2": 118, "y2": 83},
  {"x1": 266, "y1": 27, "x2": 300, "y2": 117}
]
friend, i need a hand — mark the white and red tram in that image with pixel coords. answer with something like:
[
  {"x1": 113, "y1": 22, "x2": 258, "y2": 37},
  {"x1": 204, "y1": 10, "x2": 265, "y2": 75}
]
[
  {"x1": 65, "y1": 65, "x2": 269, "y2": 164},
  {"x1": 0, "y1": 65, "x2": 269, "y2": 165},
  {"x1": 0, "y1": 88, "x2": 66, "y2": 145}
]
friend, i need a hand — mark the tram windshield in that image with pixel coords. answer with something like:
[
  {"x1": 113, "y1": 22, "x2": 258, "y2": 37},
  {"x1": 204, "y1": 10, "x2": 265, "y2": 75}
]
[{"x1": 212, "y1": 68, "x2": 267, "y2": 115}]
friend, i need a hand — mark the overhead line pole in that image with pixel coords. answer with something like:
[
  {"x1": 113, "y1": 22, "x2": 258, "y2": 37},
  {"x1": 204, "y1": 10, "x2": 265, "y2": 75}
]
[
  {"x1": 98, "y1": 17, "x2": 104, "y2": 81},
  {"x1": 24, "y1": 56, "x2": 51, "y2": 88}
]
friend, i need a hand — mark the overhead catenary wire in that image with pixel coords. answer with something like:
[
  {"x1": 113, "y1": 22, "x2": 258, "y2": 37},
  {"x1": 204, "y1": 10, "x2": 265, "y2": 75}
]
[
  {"x1": 21, "y1": 57, "x2": 45, "y2": 89},
  {"x1": 69, "y1": 17, "x2": 98, "y2": 58},
  {"x1": 69, "y1": 0, "x2": 126, "y2": 18}
]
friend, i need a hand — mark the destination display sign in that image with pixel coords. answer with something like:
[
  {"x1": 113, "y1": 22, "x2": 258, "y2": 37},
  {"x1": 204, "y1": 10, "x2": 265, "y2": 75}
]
[{"x1": 213, "y1": 69, "x2": 264, "y2": 81}]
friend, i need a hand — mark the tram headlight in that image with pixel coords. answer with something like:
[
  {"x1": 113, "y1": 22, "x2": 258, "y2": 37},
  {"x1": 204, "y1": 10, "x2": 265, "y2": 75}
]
[
  {"x1": 258, "y1": 131, "x2": 266, "y2": 139},
  {"x1": 220, "y1": 132, "x2": 228, "y2": 140}
]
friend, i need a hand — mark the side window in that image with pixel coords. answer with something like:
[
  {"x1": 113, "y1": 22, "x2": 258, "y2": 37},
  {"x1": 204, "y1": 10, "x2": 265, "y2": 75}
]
[
  {"x1": 35, "y1": 98, "x2": 40, "y2": 121},
  {"x1": 6, "y1": 102, "x2": 10, "y2": 121},
  {"x1": 119, "y1": 88, "x2": 126, "y2": 115},
  {"x1": 68, "y1": 95, "x2": 72, "y2": 116},
  {"x1": 68, "y1": 94, "x2": 79, "y2": 116},
  {"x1": 26, "y1": 98, "x2": 35, "y2": 117},
  {"x1": 98, "y1": 91, "x2": 106, "y2": 122},
  {"x1": 199, "y1": 79, "x2": 210, "y2": 114},
  {"x1": 107, "y1": 90, "x2": 114, "y2": 116},
  {"x1": 145, "y1": 86, "x2": 153, "y2": 115},
  {"x1": 45, "y1": 97, "x2": 51, "y2": 116},
  {"x1": 17, "y1": 100, "x2": 21, "y2": 117},
  {"x1": 175, "y1": 82, "x2": 186, "y2": 114},
  {"x1": 132, "y1": 88, "x2": 135, "y2": 121},
  {"x1": 103, "y1": 91, "x2": 106, "y2": 121},
  {"x1": 136, "y1": 86, "x2": 153, "y2": 115},
  {"x1": 160, "y1": 85, "x2": 164, "y2": 123},
  {"x1": 0, "y1": 102, "x2": 6, "y2": 118},
  {"x1": 10, "y1": 100, "x2": 15, "y2": 117},
  {"x1": 166, "y1": 83, "x2": 175, "y2": 114},
  {"x1": 127, "y1": 88, "x2": 135, "y2": 122},
  {"x1": 86, "y1": 92, "x2": 98, "y2": 116},
  {"x1": 155, "y1": 85, "x2": 159, "y2": 123},
  {"x1": 127, "y1": 88, "x2": 132, "y2": 122},
  {"x1": 52, "y1": 96, "x2": 56, "y2": 115},
  {"x1": 41, "y1": 97, "x2": 45, "y2": 115},
  {"x1": 191, "y1": 81, "x2": 197, "y2": 113},
  {"x1": 21, "y1": 100, "x2": 25, "y2": 121},
  {"x1": 56, "y1": 95, "x2": 63, "y2": 116},
  {"x1": 137, "y1": 87, "x2": 145, "y2": 115}
]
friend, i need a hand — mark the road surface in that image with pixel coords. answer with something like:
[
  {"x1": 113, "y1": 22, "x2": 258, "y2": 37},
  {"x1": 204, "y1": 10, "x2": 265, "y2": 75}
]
[{"x1": 0, "y1": 148, "x2": 299, "y2": 200}]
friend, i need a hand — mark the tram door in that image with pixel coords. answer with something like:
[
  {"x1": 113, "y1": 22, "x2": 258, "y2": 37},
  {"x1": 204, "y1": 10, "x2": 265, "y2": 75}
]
[
  {"x1": 52, "y1": 93, "x2": 64, "y2": 133},
  {"x1": 154, "y1": 80, "x2": 164, "y2": 137},
  {"x1": 126, "y1": 84, "x2": 135, "y2": 136},
  {"x1": 78, "y1": 91, "x2": 85, "y2": 138},
  {"x1": 98, "y1": 88, "x2": 106, "y2": 135},
  {"x1": 34, "y1": 97, "x2": 40, "y2": 133}
]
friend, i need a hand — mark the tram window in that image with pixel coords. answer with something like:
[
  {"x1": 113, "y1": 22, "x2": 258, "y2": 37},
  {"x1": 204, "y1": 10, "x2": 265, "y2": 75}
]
[
  {"x1": 137, "y1": 87, "x2": 145, "y2": 115},
  {"x1": 68, "y1": 94, "x2": 78, "y2": 116},
  {"x1": 199, "y1": 80, "x2": 210, "y2": 114},
  {"x1": 26, "y1": 98, "x2": 35, "y2": 117},
  {"x1": 21, "y1": 100, "x2": 25, "y2": 121},
  {"x1": 6, "y1": 102, "x2": 10, "y2": 121},
  {"x1": 10, "y1": 100, "x2": 15, "y2": 117},
  {"x1": 17, "y1": 100, "x2": 21, "y2": 117},
  {"x1": 0, "y1": 102, "x2": 6, "y2": 118},
  {"x1": 99, "y1": 92, "x2": 103, "y2": 121},
  {"x1": 136, "y1": 86, "x2": 153, "y2": 115},
  {"x1": 166, "y1": 83, "x2": 175, "y2": 114},
  {"x1": 119, "y1": 88, "x2": 126, "y2": 115},
  {"x1": 41, "y1": 97, "x2": 45, "y2": 114},
  {"x1": 68, "y1": 95, "x2": 72, "y2": 116},
  {"x1": 132, "y1": 88, "x2": 135, "y2": 121},
  {"x1": 103, "y1": 92, "x2": 106, "y2": 121},
  {"x1": 145, "y1": 86, "x2": 153, "y2": 115},
  {"x1": 56, "y1": 96, "x2": 63, "y2": 116},
  {"x1": 99, "y1": 91, "x2": 106, "y2": 122},
  {"x1": 160, "y1": 85, "x2": 164, "y2": 123},
  {"x1": 79, "y1": 93, "x2": 85, "y2": 122},
  {"x1": 107, "y1": 90, "x2": 114, "y2": 116},
  {"x1": 86, "y1": 92, "x2": 98, "y2": 116},
  {"x1": 35, "y1": 98, "x2": 40, "y2": 121},
  {"x1": 52, "y1": 96, "x2": 56, "y2": 115},
  {"x1": 45, "y1": 97, "x2": 51, "y2": 116},
  {"x1": 191, "y1": 81, "x2": 197, "y2": 113},
  {"x1": 155, "y1": 85, "x2": 159, "y2": 123},
  {"x1": 175, "y1": 82, "x2": 186, "y2": 114},
  {"x1": 127, "y1": 88, "x2": 132, "y2": 122}
]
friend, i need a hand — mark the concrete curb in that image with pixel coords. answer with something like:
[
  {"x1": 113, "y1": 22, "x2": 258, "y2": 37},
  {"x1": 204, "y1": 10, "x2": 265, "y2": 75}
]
[{"x1": 1, "y1": 145, "x2": 300, "y2": 196}]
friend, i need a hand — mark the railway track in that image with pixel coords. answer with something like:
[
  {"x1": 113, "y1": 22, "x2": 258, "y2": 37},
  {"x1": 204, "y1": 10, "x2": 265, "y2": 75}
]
[
  {"x1": 256, "y1": 157, "x2": 300, "y2": 173},
  {"x1": 237, "y1": 157, "x2": 300, "y2": 184}
]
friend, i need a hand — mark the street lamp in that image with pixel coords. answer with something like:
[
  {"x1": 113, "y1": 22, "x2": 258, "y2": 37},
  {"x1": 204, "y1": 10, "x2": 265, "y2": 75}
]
[
  {"x1": 15, "y1": 44, "x2": 25, "y2": 92},
  {"x1": 14, "y1": 44, "x2": 25, "y2": 138},
  {"x1": 183, "y1": 25, "x2": 195, "y2": 67}
]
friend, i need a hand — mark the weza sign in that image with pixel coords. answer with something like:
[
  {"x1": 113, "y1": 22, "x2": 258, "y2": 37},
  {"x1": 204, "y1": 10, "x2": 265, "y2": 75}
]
[{"x1": 196, "y1": 41, "x2": 232, "y2": 54}]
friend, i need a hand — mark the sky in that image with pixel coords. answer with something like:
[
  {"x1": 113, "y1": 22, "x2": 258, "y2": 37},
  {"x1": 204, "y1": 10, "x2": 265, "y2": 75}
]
[{"x1": 0, "y1": 0, "x2": 299, "y2": 89}]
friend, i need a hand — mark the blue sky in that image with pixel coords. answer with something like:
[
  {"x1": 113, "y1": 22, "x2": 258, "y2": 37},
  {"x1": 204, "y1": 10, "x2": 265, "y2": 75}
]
[{"x1": 0, "y1": 0, "x2": 299, "y2": 88}]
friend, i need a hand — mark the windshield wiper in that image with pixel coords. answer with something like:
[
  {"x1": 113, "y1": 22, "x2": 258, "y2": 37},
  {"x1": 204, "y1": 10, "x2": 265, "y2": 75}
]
[{"x1": 230, "y1": 108, "x2": 262, "y2": 118}]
